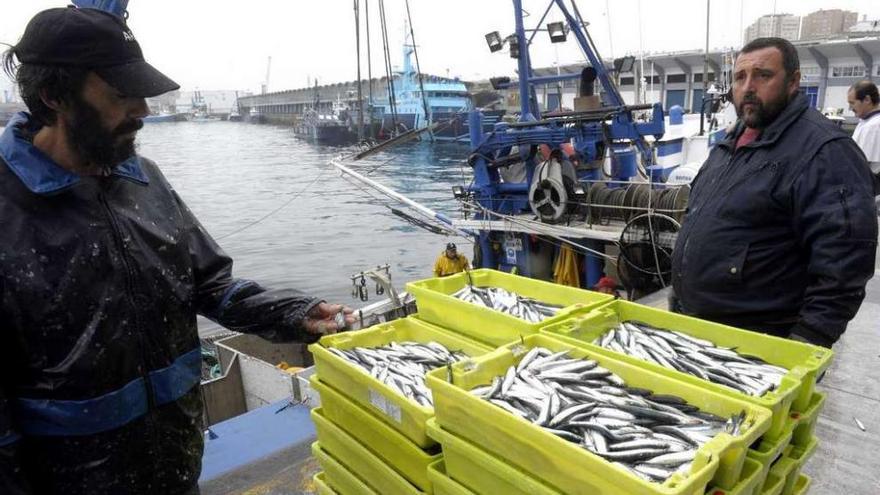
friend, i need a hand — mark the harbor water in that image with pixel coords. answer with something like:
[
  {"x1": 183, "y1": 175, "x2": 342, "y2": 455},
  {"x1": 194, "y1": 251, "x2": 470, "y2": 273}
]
[{"x1": 134, "y1": 121, "x2": 473, "y2": 333}]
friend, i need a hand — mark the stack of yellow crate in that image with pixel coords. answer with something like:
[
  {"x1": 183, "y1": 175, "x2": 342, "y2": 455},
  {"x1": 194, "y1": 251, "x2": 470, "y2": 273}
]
[
  {"x1": 401, "y1": 270, "x2": 831, "y2": 495},
  {"x1": 307, "y1": 316, "x2": 492, "y2": 494},
  {"x1": 423, "y1": 334, "x2": 773, "y2": 495},
  {"x1": 538, "y1": 300, "x2": 831, "y2": 495}
]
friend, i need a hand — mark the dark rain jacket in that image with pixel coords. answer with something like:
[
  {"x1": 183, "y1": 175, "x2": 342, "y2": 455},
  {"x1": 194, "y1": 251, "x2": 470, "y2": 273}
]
[
  {"x1": 0, "y1": 113, "x2": 321, "y2": 494},
  {"x1": 671, "y1": 92, "x2": 878, "y2": 347}
]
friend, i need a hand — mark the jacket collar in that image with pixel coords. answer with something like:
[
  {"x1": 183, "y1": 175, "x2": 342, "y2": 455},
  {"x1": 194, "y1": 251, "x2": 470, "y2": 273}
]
[
  {"x1": 862, "y1": 109, "x2": 880, "y2": 122},
  {"x1": 0, "y1": 112, "x2": 149, "y2": 195},
  {"x1": 719, "y1": 91, "x2": 809, "y2": 151}
]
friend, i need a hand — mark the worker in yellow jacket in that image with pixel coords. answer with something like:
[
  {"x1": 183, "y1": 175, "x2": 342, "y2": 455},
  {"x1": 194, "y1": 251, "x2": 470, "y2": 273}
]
[{"x1": 434, "y1": 242, "x2": 470, "y2": 277}]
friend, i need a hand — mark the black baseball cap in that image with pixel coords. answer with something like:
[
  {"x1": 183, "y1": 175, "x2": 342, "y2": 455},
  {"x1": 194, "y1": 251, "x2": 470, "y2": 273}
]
[
  {"x1": 446, "y1": 242, "x2": 457, "y2": 251},
  {"x1": 13, "y1": 7, "x2": 179, "y2": 98}
]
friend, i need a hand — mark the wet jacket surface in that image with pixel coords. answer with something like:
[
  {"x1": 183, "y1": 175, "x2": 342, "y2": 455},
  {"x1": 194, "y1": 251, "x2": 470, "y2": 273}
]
[
  {"x1": 0, "y1": 113, "x2": 320, "y2": 494},
  {"x1": 671, "y1": 93, "x2": 878, "y2": 346}
]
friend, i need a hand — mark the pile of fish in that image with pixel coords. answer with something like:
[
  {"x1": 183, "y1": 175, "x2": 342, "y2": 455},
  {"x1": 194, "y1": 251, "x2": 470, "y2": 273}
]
[
  {"x1": 470, "y1": 347, "x2": 748, "y2": 484},
  {"x1": 328, "y1": 341, "x2": 468, "y2": 407},
  {"x1": 593, "y1": 321, "x2": 788, "y2": 397},
  {"x1": 451, "y1": 285, "x2": 563, "y2": 322}
]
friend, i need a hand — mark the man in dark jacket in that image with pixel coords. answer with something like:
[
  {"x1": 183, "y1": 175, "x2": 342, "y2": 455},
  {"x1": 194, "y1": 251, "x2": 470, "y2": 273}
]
[
  {"x1": 671, "y1": 37, "x2": 877, "y2": 348},
  {"x1": 0, "y1": 7, "x2": 352, "y2": 494}
]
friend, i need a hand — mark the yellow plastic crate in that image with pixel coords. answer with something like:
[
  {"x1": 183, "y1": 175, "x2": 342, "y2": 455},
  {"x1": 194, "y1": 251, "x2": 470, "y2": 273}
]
[
  {"x1": 313, "y1": 472, "x2": 338, "y2": 495},
  {"x1": 791, "y1": 475, "x2": 810, "y2": 495},
  {"x1": 406, "y1": 268, "x2": 614, "y2": 347},
  {"x1": 312, "y1": 408, "x2": 426, "y2": 495},
  {"x1": 312, "y1": 443, "x2": 376, "y2": 495},
  {"x1": 746, "y1": 423, "x2": 794, "y2": 491},
  {"x1": 760, "y1": 469, "x2": 787, "y2": 495},
  {"x1": 309, "y1": 316, "x2": 492, "y2": 448},
  {"x1": 426, "y1": 418, "x2": 561, "y2": 495},
  {"x1": 780, "y1": 437, "x2": 818, "y2": 495},
  {"x1": 311, "y1": 376, "x2": 441, "y2": 491},
  {"x1": 786, "y1": 394, "x2": 825, "y2": 448},
  {"x1": 425, "y1": 334, "x2": 773, "y2": 494},
  {"x1": 704, "y1": 457, "x2": 763, "y2": 495},
  {"x1": 543, "y1": 300, "x2": 833, "y2": 440},
  {"x1": 761, "y1": 454, "x2": 798, "y2": 495},
  {"x1": 427, "y1": 460, "x2": 477, "y2": 495}
]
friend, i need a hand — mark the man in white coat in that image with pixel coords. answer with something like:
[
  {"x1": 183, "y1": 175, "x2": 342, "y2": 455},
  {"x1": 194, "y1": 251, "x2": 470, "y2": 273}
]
[{"x1": 848, "y1": 80, "x2": 880, "y2": 199}]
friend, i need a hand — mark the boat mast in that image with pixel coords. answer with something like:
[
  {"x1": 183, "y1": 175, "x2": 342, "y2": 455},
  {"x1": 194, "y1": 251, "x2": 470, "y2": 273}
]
[
  {"x1": 403, "y1": 0, "x2": 433, "y2": 140},
  {"x1": 354, "y1": 0, "x2": 365, "y2": 140},
  {"x1": 378, "y1": 0, "x2": 398, "y2": 132},
  {"x1": 365, "y1": 0, "x2": 374, "y2": 126}
]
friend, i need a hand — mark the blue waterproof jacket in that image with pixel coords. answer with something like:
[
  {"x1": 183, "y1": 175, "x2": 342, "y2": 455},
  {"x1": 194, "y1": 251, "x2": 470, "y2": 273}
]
[
  {"x1": 0, "y1": 113, "x2": 320, "y2": 494},
  {"x1": 671, "y1": 93, "x2": 878, "y2": 346}
]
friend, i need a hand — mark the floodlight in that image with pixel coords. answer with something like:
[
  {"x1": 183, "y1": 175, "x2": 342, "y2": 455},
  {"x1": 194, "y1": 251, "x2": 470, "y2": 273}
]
[
  {"x1": 508, "y1": 35, "x2": 520, "y2": 59},
  {"x1": 547, "y1": 22, "x2": 567, "y2": 43},
  {"x1": 490, "y1": 77, "x2": 512, "y2": 90},
  {"x1": 485, "y1": 31, "x2": 503, "y2": 52}
]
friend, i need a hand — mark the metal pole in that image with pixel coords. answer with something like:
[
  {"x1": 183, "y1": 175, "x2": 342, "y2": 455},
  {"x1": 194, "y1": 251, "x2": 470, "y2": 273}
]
[
  {"x1": 354, "y1": 0, "x2": 364, "y2": 140},
  {"x1": 513, "y1": 0, "x2": 535, "y2": 121},
  {"x1": 703, "y1": 0, "x2": 710, "y2": 95},
  {"x1": 365, "y1": 0, "x2": 374, "y2": 104},
  {"x1": 330, "y1": 158, "x2": 471, "y2": 237}
]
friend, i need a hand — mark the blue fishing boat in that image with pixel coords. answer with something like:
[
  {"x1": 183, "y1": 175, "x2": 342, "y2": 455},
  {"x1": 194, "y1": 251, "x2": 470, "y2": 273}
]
[{"x1": 373, "y1": 43, "x2": 504, "y2": 142}]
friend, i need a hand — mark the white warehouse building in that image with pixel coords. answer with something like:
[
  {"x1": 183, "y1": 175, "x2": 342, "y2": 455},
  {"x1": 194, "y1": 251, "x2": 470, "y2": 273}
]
[{"x1": 525, "y1": 36, "x2": 880, "y2": 120}]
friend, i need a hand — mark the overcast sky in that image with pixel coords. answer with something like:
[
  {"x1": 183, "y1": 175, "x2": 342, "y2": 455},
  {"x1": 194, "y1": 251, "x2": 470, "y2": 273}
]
[{"x1": 1, "y1": 0, "x2": 878, "y2": 96}]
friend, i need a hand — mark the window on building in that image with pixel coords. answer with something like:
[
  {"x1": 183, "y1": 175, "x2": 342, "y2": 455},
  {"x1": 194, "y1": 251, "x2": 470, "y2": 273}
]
[
  {"x1": 667, "y1": 74, "x2": 687, "y2": 83},
  {"x1": 800, "y1": 66, "x2": 821, "y2": 78},
  {"x1": 831, "y1": 66, "x2": 865, "y2": 78},
  {"x1": 693, "y1": 73, "x2": 716, "y2": 83},
  {"x1": 620, "y1": 77, "x2": 635, "y2": 86}
]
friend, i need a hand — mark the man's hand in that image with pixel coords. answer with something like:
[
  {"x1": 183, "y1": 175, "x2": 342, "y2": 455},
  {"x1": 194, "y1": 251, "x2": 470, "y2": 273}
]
[{"x1": 304, "y1": 302, "x2": 355, "y2": 336}]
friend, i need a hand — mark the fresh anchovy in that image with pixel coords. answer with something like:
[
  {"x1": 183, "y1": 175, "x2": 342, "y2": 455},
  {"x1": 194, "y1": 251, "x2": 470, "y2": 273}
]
[
  {"x1": 593, "y1": 321, "x2": 788, "y2": 397},
  {"x1": 450, "y1": 285, "x2": 563, "y2": 323},
  {"x1": 470, "y1": 347, "x2": 749, "y2": 484},
  {"x1": 328, "y1": 341, "x2": 468, "y2": 407}
]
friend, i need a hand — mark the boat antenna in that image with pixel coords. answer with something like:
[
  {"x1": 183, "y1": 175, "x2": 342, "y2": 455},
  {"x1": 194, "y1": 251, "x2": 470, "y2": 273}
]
[{"x1": 403, "y1": 0, "x2": 433, "y2": 140}]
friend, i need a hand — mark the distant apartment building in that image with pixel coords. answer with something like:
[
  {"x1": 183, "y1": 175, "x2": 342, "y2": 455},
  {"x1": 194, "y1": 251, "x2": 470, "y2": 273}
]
[
  {"x1": 801, "y1": 9, "x2": 858, "y2": 40},
  {"x1": 744, "y1": 14, "x2": 801, "y2": 43}
]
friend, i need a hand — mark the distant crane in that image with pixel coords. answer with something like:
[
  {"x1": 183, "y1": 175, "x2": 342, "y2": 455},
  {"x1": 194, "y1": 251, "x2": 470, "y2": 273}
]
[{"x1": 261, "y1": 56, "x2": 272, "y2": 95}]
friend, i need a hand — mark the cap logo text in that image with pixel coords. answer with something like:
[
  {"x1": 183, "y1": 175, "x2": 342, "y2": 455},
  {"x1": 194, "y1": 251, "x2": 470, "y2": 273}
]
[{"x1": 123, "y1": 31, "x2": 136, "y2": 42}]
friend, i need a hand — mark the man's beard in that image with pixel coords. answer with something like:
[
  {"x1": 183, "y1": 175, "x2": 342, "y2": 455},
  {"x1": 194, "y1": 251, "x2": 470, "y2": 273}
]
[
  {"x1": 65, "y1": 97, "x2": 143, "y2": 169},
  {"x1": 736, "y1": 83, "x2": 793, "y2": 129}
]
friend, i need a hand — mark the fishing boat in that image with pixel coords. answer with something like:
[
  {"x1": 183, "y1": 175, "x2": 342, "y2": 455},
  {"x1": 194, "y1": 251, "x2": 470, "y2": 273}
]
[
  {"x1": 373, "y1": 42, "x2": 505, "y2": 142},
  {"x1": 293, "y1": 93, "x2": 359, "y2": 145},
  {"x1": 143, "y1": 110, "x2": 188, "y2": 123}
]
